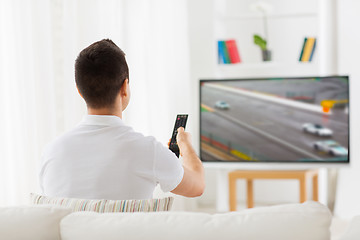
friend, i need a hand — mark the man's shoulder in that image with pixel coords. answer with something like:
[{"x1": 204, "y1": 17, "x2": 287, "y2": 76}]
[
  {"x1": 123, "y1": 130, "x2": 158, "y2": 147},
  {"x1": 42, "y1": 128, "x2": 79, "y2": 155},
  {"x1": 113, "y1": 127, "x2": 167, "y2": 154},
  {"x1": 42, "y1": 123, "x2": 166, "y2": 160}
]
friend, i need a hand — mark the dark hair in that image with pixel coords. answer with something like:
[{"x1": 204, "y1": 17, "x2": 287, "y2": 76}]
[{"x1": 75, "y1": 39, "x2": 129, "y2": 109}]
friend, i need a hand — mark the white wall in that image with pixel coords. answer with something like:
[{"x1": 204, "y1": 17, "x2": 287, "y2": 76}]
[
  {"x1": 188, "y1": 0, "x2": 316, "y2": 209},
  {"x1": 334, "y1": 0, "x2": 360, "y2": 219},
  {"x1": 188, "y1": 0, "x2": 356, "y2": 211},
  {"x1": 187, "y1": 0, "x2": 217, "y2": 209}
]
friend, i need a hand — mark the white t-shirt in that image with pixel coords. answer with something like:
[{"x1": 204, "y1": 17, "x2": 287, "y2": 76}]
[{"x1": 39, "y1": 115, "x2": 184, "y2": 200}]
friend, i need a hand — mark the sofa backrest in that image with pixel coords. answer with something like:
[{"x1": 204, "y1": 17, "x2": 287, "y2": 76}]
[
  {"x1": 60, "y1": 201, "x2": 332, "y2": 240},
  {"x1": 340, "y1": 216, "x2": 360, "y2": 240},
  {"x1": 0, "y1": 205, "x2": 72, "y2": 240}
]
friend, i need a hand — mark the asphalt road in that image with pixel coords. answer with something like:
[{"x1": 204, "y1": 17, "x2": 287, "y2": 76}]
[{"x1": 200, "y1": 80, "x2": 349, "y2": 162}]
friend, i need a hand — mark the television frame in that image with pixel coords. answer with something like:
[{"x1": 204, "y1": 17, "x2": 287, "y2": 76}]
[{"x1": 199, "y1": 76, "x2": 350, "y2": 166}]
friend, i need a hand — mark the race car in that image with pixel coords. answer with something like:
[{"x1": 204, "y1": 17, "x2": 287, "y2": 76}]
[
  {"x1": 215, "y1": 101, "x2": 230, "y2": 109},
  {"x1": 313, "y1": 140, "x2": 348, "y2": 156},
  {"x1": 302, "y1": 123, "x2": 333, "y2": 137}
]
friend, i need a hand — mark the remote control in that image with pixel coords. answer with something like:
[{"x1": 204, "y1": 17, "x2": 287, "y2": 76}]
[{"x1": 169, "y1": 114, "x2": 188, "y2": 157}]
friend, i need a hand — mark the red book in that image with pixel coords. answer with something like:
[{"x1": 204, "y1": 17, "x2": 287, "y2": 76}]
[{"x1": 225, "y1": 39, "x2": 241, "y2": 63}]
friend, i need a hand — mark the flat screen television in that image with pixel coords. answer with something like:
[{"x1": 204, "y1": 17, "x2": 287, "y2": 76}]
[{"x1": 200, "y1": 76, "x2": 349, "y2": 164}]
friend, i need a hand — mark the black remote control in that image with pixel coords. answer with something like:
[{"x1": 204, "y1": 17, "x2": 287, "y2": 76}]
[{"x1": 169, "y1": 114, "x2": 188, "y2": 157}]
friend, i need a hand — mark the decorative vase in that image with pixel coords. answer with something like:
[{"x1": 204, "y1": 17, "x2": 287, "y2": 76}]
[{"x1": 262, "y1": 49, "x2": 271, "y2": 61}]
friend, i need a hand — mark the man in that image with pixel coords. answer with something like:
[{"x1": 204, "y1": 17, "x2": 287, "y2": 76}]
[{"x1": 39, "y1": 39, "x2": 205, "y2": 200}]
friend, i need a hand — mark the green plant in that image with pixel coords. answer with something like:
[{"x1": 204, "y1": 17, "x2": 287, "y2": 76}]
[{"x1": 253, "y1": 34, "x2": 267, "y2": 50}]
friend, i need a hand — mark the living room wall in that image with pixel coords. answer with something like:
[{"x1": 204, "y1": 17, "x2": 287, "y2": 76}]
[
  {"x1": 1, "y1": 1, "x2": 358, "y2": 218},
  {"x1": 187, "y1": 0, "x2": 360, "y2": 217},
  {"x1": 333, "y1": 0, "x2": 360, "y2": 219}
]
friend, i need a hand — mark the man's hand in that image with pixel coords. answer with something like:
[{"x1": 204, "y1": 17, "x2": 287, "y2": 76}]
[
  {"x1": 171, "y1": 127, "x2": 205, "y2": 197},
  {"x1": 167, "y1": 127, "x2": 191, "y2": 157},
  {"x1": 176, "y1": 127, "x2": 192, "y2": 156},
  {"x1": 176, "y1": 127, "x2": 190, "y2": 143}
]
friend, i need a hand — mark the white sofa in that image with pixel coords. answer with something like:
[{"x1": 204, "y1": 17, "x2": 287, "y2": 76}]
[{"x1": 0, "y1": 201, "x2": 358, "y2": 240}]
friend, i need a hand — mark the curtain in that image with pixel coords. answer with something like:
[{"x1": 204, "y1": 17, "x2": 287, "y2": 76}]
[
  {"x1": 0, "y1": 0, "x2": 190, "y2": 206},
  {"x1": 0, "y1": 0, "x2": 58, "y2": 205}
]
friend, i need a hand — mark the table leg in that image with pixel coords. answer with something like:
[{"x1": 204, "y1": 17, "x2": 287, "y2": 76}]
[
  {"x1": 247, "y1": 179, "x2": 254, "y2": 208},
  {"x1": 299, "y1": 177, "x2": 307, "y2": 203},
  {"x1": 229, "y1": 176, "x2": 237, "y2": 211},
  {"x1": 313, "y1": 174, "x2": 319, "y2": 201}
]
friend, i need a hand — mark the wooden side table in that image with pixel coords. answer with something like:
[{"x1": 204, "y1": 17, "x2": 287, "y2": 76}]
[{"x1": 228, "y1": 169, "x2": 319, "y2": 211}]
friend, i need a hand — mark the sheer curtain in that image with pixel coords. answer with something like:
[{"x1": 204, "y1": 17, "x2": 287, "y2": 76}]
[
  {"x1": 0, "y1": 0, "x2": 58, "y2": 205},
  {"x1": 0, "y1": 0, "x2": 191, "y2": 206}
]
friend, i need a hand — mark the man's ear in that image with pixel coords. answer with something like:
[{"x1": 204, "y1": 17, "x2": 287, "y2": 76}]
[
  {"x1": 76, "y1": 85, "x2": 83, "y2": 98},
  {"x1": 120, "y1": 79, "x2": 129, "y2": 97}
]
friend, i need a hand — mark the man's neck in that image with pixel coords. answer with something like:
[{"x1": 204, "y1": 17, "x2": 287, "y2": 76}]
[{"x1": 87, "y1": 107, "x2": 122, "y2": 119}]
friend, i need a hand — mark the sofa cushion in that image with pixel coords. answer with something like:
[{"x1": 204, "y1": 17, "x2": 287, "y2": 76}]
[
  {"x1": 0, "y1": 205, "x2": 71, "y2": 240},
  {"x1": 30, "y1": 193, "x2": 173, "y2": 212},
  {"x1": 340, "y1": 216, "x2": 360, "y2": 240},
  {"x1": 60, "y1": 201, "x2": 332, "y2": 240}
]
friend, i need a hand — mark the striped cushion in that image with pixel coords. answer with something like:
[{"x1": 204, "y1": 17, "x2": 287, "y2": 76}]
[{"x1": 30, "y1": 193, "x2": 173, "y2": 212}]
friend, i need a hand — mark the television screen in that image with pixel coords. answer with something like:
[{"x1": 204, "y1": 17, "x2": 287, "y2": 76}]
[{"x1": 200, "y1": 76, "x2": 349, "y2": 163}]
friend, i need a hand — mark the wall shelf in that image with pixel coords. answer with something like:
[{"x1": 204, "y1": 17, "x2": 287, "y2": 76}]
[
  {"x1": 212, "y1": 0, "x2": 321, "y2": 79},
  {"x1": 216, "y1": 62, "x2": 319, "y2": 78},
  {"x1": 215, "y1": 13, "x2": 318, "y2": 21}
]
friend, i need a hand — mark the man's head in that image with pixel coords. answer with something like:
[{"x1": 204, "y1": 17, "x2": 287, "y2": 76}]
[{"x1": 75, "y1": 39, "x2": 129, "y2": 111}]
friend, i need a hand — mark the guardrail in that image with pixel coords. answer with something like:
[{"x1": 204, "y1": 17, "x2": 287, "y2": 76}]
[{"x1": 201, "y1": 131, "x2": 269, "y2": 161}]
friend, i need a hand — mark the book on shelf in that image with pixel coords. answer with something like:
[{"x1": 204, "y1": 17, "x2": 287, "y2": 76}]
[
  {"x1": 299, "y1": 37, "x2": 316, "y2": 62},
  {"x1": 226, "y1": 39, "x2": 241, "y2": 64},
  {"x1": 218, "y1": 41, "x2": 230, "y2": 64},
  {"x1": 218, "y1": 39, "x2": 241, "y2": 64}
]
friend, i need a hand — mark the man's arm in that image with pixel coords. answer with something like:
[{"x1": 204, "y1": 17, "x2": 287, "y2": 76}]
[{"x1": 171, "y1": 127, "x2": 205, "y2": 197}]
